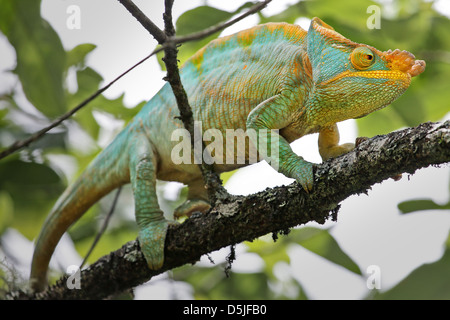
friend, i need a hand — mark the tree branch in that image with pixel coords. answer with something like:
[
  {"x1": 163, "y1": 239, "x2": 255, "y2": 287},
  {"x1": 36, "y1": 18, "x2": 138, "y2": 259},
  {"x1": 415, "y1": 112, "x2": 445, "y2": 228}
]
[{"x1": 11, "y1": 120, "x2": 450, "y2": 300}]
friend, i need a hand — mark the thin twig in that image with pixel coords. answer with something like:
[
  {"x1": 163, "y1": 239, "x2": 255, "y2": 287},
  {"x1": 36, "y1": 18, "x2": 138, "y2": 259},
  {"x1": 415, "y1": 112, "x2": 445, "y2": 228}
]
[{"x1": 80, "y1": 187, "x2": 122, "y2": 269}]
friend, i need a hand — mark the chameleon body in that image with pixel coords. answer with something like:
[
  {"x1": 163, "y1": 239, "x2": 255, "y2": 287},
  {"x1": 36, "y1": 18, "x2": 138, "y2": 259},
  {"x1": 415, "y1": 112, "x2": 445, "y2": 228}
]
[{"x1": 30, "y1": 18, "x2": 425, "y2": 291}]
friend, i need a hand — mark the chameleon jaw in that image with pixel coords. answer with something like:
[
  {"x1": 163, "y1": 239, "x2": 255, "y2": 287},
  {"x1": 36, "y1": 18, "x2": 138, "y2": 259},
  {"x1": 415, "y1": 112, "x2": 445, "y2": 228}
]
[{"x1": 319, "y1": 69, "x2": 411, "y2": 86}]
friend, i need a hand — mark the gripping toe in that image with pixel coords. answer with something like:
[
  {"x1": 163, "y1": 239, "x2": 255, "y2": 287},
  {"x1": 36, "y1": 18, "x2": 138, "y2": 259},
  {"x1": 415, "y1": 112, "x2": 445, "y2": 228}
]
[
  {"x1": 138, "y1": 219, "x2": 170, "y2": 270},
  {"x1": 174, "y1": 199, "x2": 211, "y2": 219}
]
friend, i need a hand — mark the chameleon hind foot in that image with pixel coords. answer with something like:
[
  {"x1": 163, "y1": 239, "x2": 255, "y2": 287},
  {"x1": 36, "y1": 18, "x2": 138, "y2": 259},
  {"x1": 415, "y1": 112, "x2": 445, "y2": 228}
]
[
  {"x1": 174, "y1": 199, "x2": 211, "y2": 219},
  {"x1": 319, "y1": 124, "x2": 356, "y2": 161},
  {"x1": 320, "y1": 142, "x2": 355, "y2": 161},
  {"x1": 138, "y1": 219, "x2": 171, "y2": 270}
]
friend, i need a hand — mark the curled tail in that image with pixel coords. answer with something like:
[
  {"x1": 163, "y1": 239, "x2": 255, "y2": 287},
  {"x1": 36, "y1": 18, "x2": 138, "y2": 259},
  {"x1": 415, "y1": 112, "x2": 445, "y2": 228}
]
[{"x1": 30, "y1": 134, "x2": 130, "y2": 292}]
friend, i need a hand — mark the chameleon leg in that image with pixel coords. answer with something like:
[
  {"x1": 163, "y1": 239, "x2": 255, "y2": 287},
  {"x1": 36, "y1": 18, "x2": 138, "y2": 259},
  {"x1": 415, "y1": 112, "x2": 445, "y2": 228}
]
[
  {"x1": 247, "y1": 95, "x2": 314, "y2": 191},
  {"x1": 318, "y1": 124, "x2": 355, "y2": 161},
  {"x1": 129, "y1": 135, "x2": 169, "y2": 270},
  {"x1": 174, "y1": 178, "x2": 211, "y2": 219}
]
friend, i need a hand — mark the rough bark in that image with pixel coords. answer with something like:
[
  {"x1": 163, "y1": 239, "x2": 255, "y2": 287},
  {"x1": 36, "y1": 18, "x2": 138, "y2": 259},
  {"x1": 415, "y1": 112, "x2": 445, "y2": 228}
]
[{"x1": 9, "y1": 120, "x2": 450, "y2": 300}]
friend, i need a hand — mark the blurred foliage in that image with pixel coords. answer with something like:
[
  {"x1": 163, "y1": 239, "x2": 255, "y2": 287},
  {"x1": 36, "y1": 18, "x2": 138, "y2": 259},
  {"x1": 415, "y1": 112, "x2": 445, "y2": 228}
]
[
  {"x1": 373, "y1": 231, "x2": 450, "y2": 299},
  {"x1": 0, "y1": 0, "x2": 66, "y2": 118},
  {"x1": 0, "y1": 0, "x2": 449, "y2": 299}
]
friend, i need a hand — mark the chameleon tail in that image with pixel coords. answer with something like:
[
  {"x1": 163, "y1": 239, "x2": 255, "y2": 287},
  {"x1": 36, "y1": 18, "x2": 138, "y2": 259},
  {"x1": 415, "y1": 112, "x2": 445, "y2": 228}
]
[{"x1": 30, "y1": 134, "x2": 130, "y2": 292}]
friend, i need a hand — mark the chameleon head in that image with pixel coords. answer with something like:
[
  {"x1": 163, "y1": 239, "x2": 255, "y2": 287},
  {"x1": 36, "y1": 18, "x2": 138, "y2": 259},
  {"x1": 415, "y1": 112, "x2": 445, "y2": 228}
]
[{"x1": 306, "y1": 17, "x2": 426, "y2": 123}]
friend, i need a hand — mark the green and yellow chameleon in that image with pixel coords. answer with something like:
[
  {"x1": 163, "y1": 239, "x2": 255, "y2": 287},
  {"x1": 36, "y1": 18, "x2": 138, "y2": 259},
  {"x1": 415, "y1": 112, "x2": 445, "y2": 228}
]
[{"x1": 30, "y1": 17, "x2": 425, "y2": 291}]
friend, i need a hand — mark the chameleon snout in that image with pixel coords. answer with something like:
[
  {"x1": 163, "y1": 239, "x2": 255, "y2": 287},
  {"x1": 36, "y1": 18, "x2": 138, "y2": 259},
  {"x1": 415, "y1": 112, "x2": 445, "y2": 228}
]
[
  {"x1": 383, "y1": 49, "x2": 426, "y2": 77},
  {"x1": 409, "y1": 59, "x2": 426, "y2": 77}
]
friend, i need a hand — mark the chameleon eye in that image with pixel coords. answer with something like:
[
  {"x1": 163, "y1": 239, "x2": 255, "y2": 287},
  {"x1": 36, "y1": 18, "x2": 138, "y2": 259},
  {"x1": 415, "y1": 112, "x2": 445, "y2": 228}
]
[{"x1": 351, "y1": 47, "x2": 375, "y2": 70}]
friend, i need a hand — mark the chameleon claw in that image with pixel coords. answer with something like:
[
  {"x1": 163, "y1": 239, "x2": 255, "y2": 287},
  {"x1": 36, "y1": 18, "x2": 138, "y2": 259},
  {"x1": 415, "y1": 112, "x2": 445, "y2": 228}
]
[
  {"x1": 298, "y1": 180, "x2": 313, "y2": 193},
  {"x1": 355, "y1": 136, "x2": 369, "y2": 147}
]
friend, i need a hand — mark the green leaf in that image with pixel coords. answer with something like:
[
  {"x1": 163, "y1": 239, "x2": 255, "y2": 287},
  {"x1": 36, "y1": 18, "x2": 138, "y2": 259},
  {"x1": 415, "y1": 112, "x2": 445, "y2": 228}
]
[
  {"x1": 0, "y1": 191, "x2": 14, "y2": 235},
  {"x1": 291, "y1": 227, "x2": 362, "y2": 275},
  {"x1": 305, "y1": 0, "x2": 380, "y2": 28},
  {"x1": 175, "y1": 6, "x2": 234, "y2": 36},
  {"x1": 67, "y1": 67, "x2": 102, "y2": 138},
  {"x1": 66, "y1": 66, "x2": 141, "y2": 139},
  {"x1": 0, "y1": 0, "x2": 67, "y2": 118},
  {"x1": 398, "y1": 199, "x2": 450, "y2": 214},
  {"x1": 0, "y1": 106, "x2": 9, "y2": 127},
  {"x1": 0, "y1": 157, "x2": 64, "y2": 237},
  {"x1": 65, "y1": 43, "x2": 97, "y2": 71}
]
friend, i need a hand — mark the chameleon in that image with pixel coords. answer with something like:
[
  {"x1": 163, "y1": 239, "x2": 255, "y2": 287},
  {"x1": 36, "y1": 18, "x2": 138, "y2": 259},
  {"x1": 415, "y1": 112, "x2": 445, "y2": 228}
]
[{"x1": 30, "y1": 17, "x2": 425, "y2": 291}]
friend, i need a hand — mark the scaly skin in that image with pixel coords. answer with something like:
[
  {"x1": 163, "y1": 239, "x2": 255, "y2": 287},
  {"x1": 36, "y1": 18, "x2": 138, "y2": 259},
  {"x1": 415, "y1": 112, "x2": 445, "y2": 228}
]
[{"x1": 30, "y1": 18, "x2": 425, "y2": 291}]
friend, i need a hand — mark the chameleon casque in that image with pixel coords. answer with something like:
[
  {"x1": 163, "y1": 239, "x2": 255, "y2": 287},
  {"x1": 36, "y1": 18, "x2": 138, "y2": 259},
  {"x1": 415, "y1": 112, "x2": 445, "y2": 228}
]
[{"x1": 30, "y1": 17, "x2": 425, "y2": 291}]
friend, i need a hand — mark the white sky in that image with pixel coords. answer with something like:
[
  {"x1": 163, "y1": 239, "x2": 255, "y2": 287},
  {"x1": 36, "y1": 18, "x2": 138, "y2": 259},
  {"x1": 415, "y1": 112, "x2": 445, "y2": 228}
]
[{"x1": 0, "y1": 0, "x2": 449, "y2": 300}]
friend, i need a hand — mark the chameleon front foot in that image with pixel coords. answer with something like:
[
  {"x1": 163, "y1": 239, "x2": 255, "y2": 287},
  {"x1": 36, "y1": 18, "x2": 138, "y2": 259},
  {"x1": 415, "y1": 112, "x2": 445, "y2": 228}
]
[
  {"x1": 138, "y1": 219, "x2": 171, "y2": 270},
  {"x1": 288, "y1": 160, "x2": 314, "y2": 192}
]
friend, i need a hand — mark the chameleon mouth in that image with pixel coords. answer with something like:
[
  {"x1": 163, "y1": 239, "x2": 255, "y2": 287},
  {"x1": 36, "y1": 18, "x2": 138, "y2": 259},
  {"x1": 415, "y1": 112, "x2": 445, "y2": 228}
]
[
  {"x1": 320, "y1": 69, "x2": 411, "y2": 86},
  {"x1": 382, "y1": 49, "x2": 426, "y2": 77}
]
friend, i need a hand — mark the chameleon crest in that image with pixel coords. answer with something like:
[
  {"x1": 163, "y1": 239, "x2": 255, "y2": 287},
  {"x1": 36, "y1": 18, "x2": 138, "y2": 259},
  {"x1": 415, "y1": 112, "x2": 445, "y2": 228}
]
[{"x1": 30, "y1": 18, "x2": 425, "y2": 292}]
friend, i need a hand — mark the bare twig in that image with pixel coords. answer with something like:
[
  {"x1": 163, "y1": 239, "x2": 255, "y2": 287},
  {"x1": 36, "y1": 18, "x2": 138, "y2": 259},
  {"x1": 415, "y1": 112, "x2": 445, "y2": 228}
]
[{"x1": 79, "y1": 187, "x2": 122, "y2": 269}]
